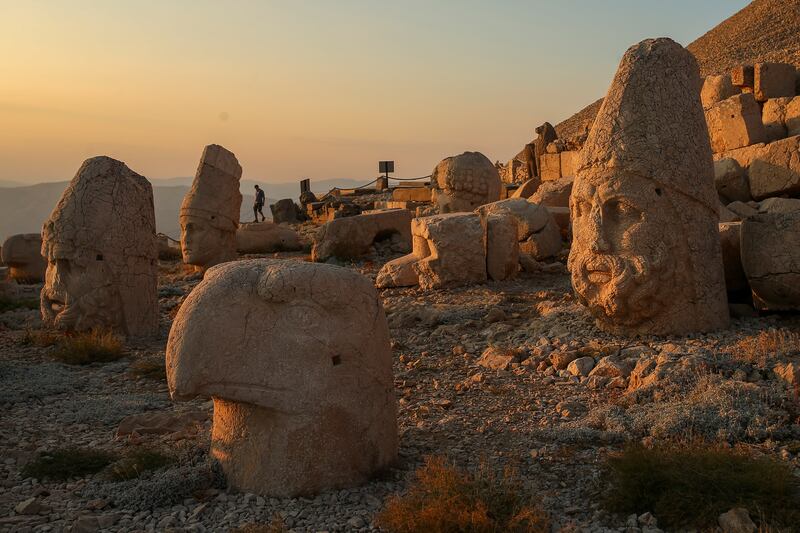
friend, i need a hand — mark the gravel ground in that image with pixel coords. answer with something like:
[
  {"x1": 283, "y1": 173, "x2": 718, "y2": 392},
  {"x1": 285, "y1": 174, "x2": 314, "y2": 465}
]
[{"x1": 1, "y1": 254, "x2": 799, "y2": 532}]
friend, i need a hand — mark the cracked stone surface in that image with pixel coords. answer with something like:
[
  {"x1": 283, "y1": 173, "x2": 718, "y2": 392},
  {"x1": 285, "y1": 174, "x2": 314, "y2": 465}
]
[
  {"x1": 431, "y1": 151, "x2": 502, "y2": 213},
  {"x1": 179, "y1": 145, "x2": 243, "y2": 273},
  {"x1": 40, "y1": 156, "x2": 158, "y2": 337},
  {"x1": 166, "y1": 259, "x2": 398, "y2": 497},
  {"x1": 569, "y1": 38, "x2": 729, "y2": 336}
]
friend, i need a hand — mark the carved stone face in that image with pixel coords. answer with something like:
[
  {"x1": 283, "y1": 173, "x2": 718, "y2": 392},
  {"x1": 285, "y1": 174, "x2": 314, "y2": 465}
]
[
  {"x1": 40, "y1": 242, "x2": 122, "y2": 331},
  {"x1": 179, "y1": 214, "x2": 235, "y2": 270},
  {"x1": 431, "y1": 152, "x2": 501, "y2": 213},
  {"x1": 568, "y1": 172, "x2": 678, "y2": 326}
]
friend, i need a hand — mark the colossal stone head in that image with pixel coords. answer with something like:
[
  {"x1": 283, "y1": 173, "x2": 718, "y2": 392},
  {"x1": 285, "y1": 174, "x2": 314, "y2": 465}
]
[
  {"x1": 41, "y1": 156, "x2": 158, "y2": 336},
  {"x1": 179, "y1": 145, "x2": 242, "y2": 271},
  {"x1": 166, "y1": 259, "x2": 397, "y2": 497},
  {"x1": 567, "y1": 38, "x2": 728, "y2": 335},
  {"x1": 1, "y1": 233, "x2": 46, "y2": 283},
  {"x1": 431, "y1": 151, "x2": 502, "y2": 213}
]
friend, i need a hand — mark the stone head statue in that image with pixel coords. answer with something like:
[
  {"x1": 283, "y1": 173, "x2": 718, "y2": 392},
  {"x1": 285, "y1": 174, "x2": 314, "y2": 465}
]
[
  {"x1": 41, "y1": 156, "x2": 158, "y2": 336},
  {"x1": 568, "y1": 38, "x2": 728, "y2": 335},
  {"x1": 431, "y1": 151, "x2": 502, "y2": 213},
  {"x1": 180, "y1": 145, "x2": 242, "y2": 272},
  {"x1": 166, "y1": 259, "x2": 398, "y2": 497},
  {"x1": 1, "y1": 233, "x2": 46, "y2": 283}
]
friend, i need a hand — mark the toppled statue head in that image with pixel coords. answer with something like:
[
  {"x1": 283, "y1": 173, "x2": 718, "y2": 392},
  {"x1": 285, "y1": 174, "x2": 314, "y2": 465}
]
[
  {"x1": 166, "y1": 259, "x2": 398, "y2": 497},
  {"x1": 179, "y1": 145, "x2": 242, "y2": 271},
  {"x1": 567, "y1": 38, "x2": 728, "y2": 335},
  {"x1": 431, "y1": 151, "x2": 502, "y2": 213},
  {"x1": 41, "y1": 156, "x2": 158, "y2": 336}
]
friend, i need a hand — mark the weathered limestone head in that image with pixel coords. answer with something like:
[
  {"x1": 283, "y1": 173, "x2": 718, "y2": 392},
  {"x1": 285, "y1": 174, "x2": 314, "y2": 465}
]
[
  {"x1": 568, "y1": 38, "x2": 729, "y2": 335},
  {"x1": 431, "y1": 151, "x2": 502, "y2": 213},
  {"x1": 41, "y1": 156, "x2": 158, "y2": 336},
  {"x1": 166, "y1": 259, "x2": 398, "y2": 497},
  {"x1": 1, "y1": 233, "x2": 46, "y2": 283},
  {"x1": 179, "y1": 145, "x2": 242, "y2": 271}
]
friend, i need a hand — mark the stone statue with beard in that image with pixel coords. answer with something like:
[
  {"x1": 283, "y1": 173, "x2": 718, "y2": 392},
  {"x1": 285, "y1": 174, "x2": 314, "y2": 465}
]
[
  {"x1": 41, "y1": 156, "x2": 158, "y2": 337},
  {"x1": 568, "y1": 38, "x2": 729, "y2": 336}
]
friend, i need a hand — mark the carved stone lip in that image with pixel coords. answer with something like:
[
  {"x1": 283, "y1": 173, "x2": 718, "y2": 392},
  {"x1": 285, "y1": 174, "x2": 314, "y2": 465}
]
[{"x1": 587, "y1": 270, "x2": 612, "y2": 284}]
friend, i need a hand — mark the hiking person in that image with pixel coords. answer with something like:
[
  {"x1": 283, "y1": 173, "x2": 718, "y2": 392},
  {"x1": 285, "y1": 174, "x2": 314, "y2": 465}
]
[{"x1": 253, "y1": 184, "x2": 266, "y2": 222}]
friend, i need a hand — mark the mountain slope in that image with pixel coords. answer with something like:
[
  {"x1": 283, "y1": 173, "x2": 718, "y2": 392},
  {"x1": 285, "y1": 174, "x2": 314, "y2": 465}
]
[{"x1": 556, "y1": 0, "x2": 800, "y2": 143}]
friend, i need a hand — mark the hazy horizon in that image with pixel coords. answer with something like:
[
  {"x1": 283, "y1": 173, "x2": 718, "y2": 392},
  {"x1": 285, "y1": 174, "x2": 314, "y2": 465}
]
[{"x1": 2, "y1": 0, "x2": 748, "y2": 185}]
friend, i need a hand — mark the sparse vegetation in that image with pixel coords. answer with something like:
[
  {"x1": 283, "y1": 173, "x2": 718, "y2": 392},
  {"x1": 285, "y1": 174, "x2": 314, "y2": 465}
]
[
  {"x1": 376, "y1": 456, "x2": 550, "y2": 533},
  {"x1": 107, "y1": 449, "x2": 173, "y2": 481},
  {"x1": 51, "y1": 329, "x2": 124, "y2": 365},
  {"x1": 729, "y1": 329, "x2": 800, "y2": 367},
  {"x1": 22, "y1": 448, "x2": 118, "y2": 481},
  {"x1": 0, "y1": 297, "x2": 39, "y2": 313},
  {"x1": 129, "y1": 356, "x2": 166, "y2": 380},
  {"x1": 603, "y1": 443, "x2": 800, "y2": 530},
  {"x1": 20, "y1": 328, "x2": 61, "y2": 347}
]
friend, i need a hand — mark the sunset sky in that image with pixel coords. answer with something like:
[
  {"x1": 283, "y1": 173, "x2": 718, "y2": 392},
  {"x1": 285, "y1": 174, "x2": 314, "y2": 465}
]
[{"x1": 1, "y1": 0, "x2": 748, "y2": 185}]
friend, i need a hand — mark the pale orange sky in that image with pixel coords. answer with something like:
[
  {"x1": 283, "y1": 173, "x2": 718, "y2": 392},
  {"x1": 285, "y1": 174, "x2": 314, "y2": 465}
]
[{"x1": 0, "y1": 0, "x2": 748, "y2": 184}]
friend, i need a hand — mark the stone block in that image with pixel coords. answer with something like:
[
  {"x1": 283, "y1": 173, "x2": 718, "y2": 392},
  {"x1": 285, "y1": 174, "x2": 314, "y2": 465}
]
[
  {"x1": 392, "y1": 187, "x2": 431, "y2": 202},
  {"x1": 539, "y1": 153, "x2": 561, "y2": 181},
  {"x1": 509, "y1": 178, "x2": 540, "y2": 199},
  {"x1": 705, "y1": 93, "x2": 766, "y2": 153},
  {"x1": 476, "y1": 198, "x2": 561, "y2": 260},
  {"x1": 741, "y1": 211, "x2": 800, "y2": 310},
  {"x1": 712, "y1": 142, "x2": 768, "y2": 168},
  {"x1": 485, "y1": 214, "x2": 519, "y2": 281},
  {"x1": 748, "y1": 135, "x2": 800, "y2": 200},
  {"x1": 311, "y1": 209, "x2": 412, "y2": 262},
  {"x1": 761, "y1": 97, "x2": 792, "y2": 142},
  {"x1": 784, "y1": 96, "x2": 800, "y2": 136},
  {"x1": 731, "y1": 65, "x2": 754, "y2": 89},
  {"x1": 758, "y1": 197, "x2": 800, "y2": 214},
  {"x1": 560, "y1": 150, "x2": 579, "y2": 178},
  {"x1": 754, "y1": 62, "x2": 796, "y2": 102},
  {"x1": 701, "y1": 74, "x2": 739, "y2": 109},
  {"x1": 719, "y1": 222, "x2": 747, "y2": 292},
  {"x1": 713, "y1": 158, "x2": 751, "y2": 203}
]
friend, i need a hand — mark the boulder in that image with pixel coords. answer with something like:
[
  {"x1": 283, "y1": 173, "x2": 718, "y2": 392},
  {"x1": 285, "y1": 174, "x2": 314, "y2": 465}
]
[
  {"x1": 41, "y1": 156, "x2": 158, "y2": 337},
  {"x1": 269, "y1": 198, "x2": 301, "y2": 224},
  {"x1": 179, "y1": 145, "x2": 242, "y2": 272},
  {"x1": 705, "y1": 93, "x2": 767, "y2": 153},
  {"x1": 758, "y1": 197, "x2": 800, "y2": 214},
  {"x1": 484, "y1": 214, "x2": 519, "y2": 281},
  {"x1": 236, "y1": 222, "x2": 302, "y2": 254},
  {"x1": 376, "y1": 213, "x2": 486, "y2": 290},
  {"x1": 475, "y1": 198, "x2": 561, "y2": 260},
  {"x1": 569, "y1": 38, "x2": 728, "y2": 335},
  {"x1": 530, "y1": 177, "x2": 573, "y2": 208},
  {"x1": 156, "y1": 234, "x2": 182, "y2": 260},
  {"x1": 761, "y1": 97, "x2": 793, "y2": 141},
  {"x1": 477, "y1": 346, "x2": 522, "y2": 370},
  {"x1": 701, "y1": 74, "x2": 739, "y2": 109},
  {"x1": 311, "y1": 209, "x2": 412, "y2": 262},
  {"x1": 719, "y1": 222, "x2": 747, "y2": 292},
  {"x1": 754, "y1": 62, "x2": 796, "y2": 102},
  {"x1": 784, "y1": 96, "x2": 800, "y2": 136},
  {"x1": 718, "y1": 202, "x2": 740, "y2": 222},
  {"x1": 713, "y1": 158, "x2": 751, "y2": 203},
  {"x1": 718, "y1": 508, "x2": 756, "y2": 533},
  {"x1": 392, "y1": 187, "x2": 430, "y2": 202},
  {"x1": 727, "y1": 201, "x2": 758, "y2": 219},
  {"x1": 567, "y1": 356, "x2": 595, "y2": 377},
  {"x1": 166, "y1": 259, "x2": 398, "y2": 497},
  {"x1": 430, "y1": 152, "x2": 502, "y2": 213},
  {"x1": 589, "y1": 355, "x2": 633, "y2": 378},
  {"x1": 510, "y1": 178, "x2": 540, "y2": 199},
  {"x1": 741, "y1": 211, "x2": 800, "y2": 310},
  {"x1": 713, "y1": 142, "x2": 768, "y2": 168},
  {"x1": 1, "y1": 234, "x2": 45, "y2": 283},
  {"x1": 748, "y1": 135, "x2": 800, "y2": 200}
]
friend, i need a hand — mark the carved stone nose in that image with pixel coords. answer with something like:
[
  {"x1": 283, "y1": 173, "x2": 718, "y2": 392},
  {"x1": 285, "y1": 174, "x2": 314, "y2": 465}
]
[{"x1": 588, "y1": 209, "x2": 610, "y2": 253}]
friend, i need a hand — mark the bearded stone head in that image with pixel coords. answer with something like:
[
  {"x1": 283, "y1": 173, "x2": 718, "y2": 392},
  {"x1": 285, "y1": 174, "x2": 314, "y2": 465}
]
[
  {"x1": 40, "y1": 156, "x2": 158, "y2": 337},
  {"x1": 568, "y1": 38, "x2": 728, "y2": 336},
  {"x1": 431, "y1": 151, "x2": 502, "y2": 213}
]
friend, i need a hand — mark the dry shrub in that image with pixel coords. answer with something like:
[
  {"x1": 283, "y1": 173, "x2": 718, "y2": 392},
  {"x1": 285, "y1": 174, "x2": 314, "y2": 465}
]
[
  {"x1": 603, "y1": 443, "x2": 800, "y2": 530},
  {"x1": 107, "y1": 448, "x2": 173, "y2": 481},
  {"x1": 376, "y1": 456, "x2": 549, "y2": 533},
  {"x1": 730, "y1": 329, "x2": 800, "y2": 367},
  {"x1": 52, "y1": 329, "x2": 124, "y2": 365},
  {"x1": 129, "y1": 356, "x2": 166, "y2": 380},
  {"x1": 22, "y1": 448, "x2": 118, "y2": 481},
  {"x1": 20, "y1": 328, "x2": 62, "y2": 347}
]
